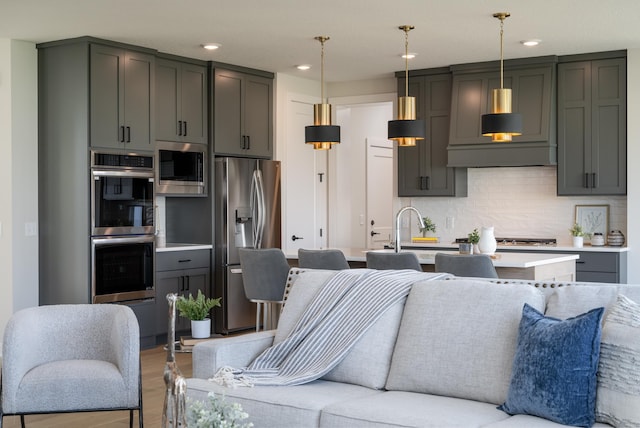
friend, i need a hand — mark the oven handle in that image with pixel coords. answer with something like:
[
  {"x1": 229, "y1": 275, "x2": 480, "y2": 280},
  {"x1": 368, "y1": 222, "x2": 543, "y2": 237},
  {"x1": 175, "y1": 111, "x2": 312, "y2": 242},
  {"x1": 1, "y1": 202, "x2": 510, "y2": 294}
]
[
  {"x1": 91, "y1": 235, "x2": 156, "y2": 245},
  {"x1": 92, "y1": 169, "x2": 155, "y2": 179}
]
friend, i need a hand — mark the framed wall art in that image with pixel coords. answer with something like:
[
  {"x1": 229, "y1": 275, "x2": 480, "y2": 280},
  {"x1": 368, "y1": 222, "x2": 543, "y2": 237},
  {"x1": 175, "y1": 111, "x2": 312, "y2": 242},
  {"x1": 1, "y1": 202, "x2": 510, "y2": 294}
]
[{"x1": 575, "y1": 205, "x2": 609, "y2": 241}]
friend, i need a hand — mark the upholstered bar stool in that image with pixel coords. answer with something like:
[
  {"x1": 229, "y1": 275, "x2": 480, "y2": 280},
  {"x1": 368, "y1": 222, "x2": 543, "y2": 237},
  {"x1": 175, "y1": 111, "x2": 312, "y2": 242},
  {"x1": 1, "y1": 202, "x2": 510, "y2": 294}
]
[
  {"x1": 298, "y1": 248, "x2": 350, "y2": 270},
  {"x1": 238, "y1": 248, "x2": 290, "y2": 331},
  {"x1": 366, "y1": 251, "x2": 423, "y2": 271},
  {"x1": 434, "y1": 253, "x2": 499, "y2": 278}
]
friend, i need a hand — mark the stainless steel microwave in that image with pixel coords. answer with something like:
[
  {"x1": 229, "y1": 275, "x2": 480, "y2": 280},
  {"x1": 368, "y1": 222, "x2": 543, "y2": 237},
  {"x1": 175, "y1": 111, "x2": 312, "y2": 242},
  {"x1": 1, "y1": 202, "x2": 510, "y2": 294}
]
[{"x1": 156, "y1": 141, "x2": 207, "y2": 196}]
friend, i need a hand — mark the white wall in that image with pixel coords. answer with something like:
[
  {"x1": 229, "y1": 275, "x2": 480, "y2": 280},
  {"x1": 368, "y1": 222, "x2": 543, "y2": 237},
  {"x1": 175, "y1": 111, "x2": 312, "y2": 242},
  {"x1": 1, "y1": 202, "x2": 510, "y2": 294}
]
[
  {"x1": 626, "y1": 48, "x2": 640, "y2": 282},
  {"x1": 333, "y1": 101, "x2": 393, "y2": 248},
  {"x1": 408, "y1": 166, "x2": 627, "y2": 247},
  {"x1": 0, "y1": 39, "x2": 39, "y2": 341}
]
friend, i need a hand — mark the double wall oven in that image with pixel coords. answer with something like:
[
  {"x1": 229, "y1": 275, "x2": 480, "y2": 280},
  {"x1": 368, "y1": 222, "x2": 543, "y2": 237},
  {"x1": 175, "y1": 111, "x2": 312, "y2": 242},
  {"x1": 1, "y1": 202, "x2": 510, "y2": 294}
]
[{"x1": 91, "y1": 151, "x2": 155, "y2": 304}]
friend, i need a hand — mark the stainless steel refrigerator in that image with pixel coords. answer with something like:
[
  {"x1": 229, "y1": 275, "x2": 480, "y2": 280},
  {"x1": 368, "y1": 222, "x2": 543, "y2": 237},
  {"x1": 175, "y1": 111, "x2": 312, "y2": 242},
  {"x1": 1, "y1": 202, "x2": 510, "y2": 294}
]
[{"x1": 213, "y1": 157, "x2": 282, "y2": 333}]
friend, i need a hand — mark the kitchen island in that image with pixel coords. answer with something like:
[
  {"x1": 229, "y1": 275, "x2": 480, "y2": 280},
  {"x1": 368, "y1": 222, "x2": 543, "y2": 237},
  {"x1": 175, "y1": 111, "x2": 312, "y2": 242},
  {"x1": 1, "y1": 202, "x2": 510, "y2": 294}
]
[{"x1": 287, "y1": 249, "x2": 578, "y2": 282}]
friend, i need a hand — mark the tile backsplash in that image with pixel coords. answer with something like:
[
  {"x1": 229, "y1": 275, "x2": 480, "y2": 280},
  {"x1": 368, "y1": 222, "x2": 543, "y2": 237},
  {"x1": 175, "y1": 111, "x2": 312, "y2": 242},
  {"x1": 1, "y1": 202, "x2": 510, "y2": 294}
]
[{"x1": 408, "y1": 166, "x2": 627, "y2": 246}]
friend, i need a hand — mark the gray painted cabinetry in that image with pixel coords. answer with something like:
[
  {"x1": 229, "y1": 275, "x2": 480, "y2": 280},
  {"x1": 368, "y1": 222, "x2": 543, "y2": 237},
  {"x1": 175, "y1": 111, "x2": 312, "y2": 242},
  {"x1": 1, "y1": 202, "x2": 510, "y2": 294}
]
[
  {"x1": 156, "y1": 57, "x2": 207, "y2": 144},
  {"x1": 557, "y1": 54, "x2": 626, "y2": 195},
  {"x1": 397, "y1": 70, "x2": 467, "y2": 197},
  {"x1": 156, "y1": 249, "x2": 211, "y2": 339},
  {"x1": 212, "y1": 67, "x2": 273, "y2": 158},
  {"x1": 447, "y1": 58, "x2": 557, "y2": 167},
  {"x1": 90, "y1": 44, "x2": 154, "y2": 151}
]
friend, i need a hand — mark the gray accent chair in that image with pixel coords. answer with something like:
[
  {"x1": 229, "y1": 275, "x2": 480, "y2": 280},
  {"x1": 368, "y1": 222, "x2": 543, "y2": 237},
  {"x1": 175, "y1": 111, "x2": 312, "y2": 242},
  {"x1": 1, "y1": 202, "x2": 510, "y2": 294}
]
[
  {"x1": 298, "y1": 248, "x2": 350, "y2": 270},
  {"x1": 0, "y1": 304, "x2": 142, "y2": 428},
  {"x1": 239, "y1": 248, "x2": 291, "y2": 331},
  {"x1": 434, "y1": 253, "x2": 499, "y2": 278},
  {"x1": 366, "y1": 252, "x2": 423, "y2": 271}
]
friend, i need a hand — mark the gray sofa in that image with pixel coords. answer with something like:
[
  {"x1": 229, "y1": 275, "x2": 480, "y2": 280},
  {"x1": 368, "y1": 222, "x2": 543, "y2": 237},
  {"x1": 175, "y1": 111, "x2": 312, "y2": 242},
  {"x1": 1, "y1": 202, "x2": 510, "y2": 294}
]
[{"x1": 187, "y1": 269, "x2": 640, "y2": 427}]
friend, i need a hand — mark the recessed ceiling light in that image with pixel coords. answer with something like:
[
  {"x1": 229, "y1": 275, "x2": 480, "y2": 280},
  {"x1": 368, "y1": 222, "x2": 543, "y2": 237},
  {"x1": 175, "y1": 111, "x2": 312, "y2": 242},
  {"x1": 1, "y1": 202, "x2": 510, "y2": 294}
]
[
  {"x1": 202, "y1": 43, "x2": 221, "y2": 50},
  {"x1": 520, "y1": 39, "x2": 541, "y2": 47},
  {"x1": 297, "y1": 64, "x2": 311, "y2": 71},
  {"x1": 401, "y1": 53, "x2": 417, "y2": 59}
]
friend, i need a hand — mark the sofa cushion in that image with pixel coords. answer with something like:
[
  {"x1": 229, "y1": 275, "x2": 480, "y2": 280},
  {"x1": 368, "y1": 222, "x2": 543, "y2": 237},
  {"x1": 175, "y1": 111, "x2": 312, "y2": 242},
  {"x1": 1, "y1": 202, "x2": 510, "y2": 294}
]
[
  {"x1": 186, "y1": 377, "x2": 381, "y2": 428},
  {"x1": 498, "y1": 304, "x2": 604, "y2": 427},
  {"x1": 545, "y1": 285, "x2": 618, "y2": 319},
  {"x1": 275, "y1": 269, "x2": 406, "y2": 390},
  {"x1": 320, "y1": 391, "x2": 509, "y2": 428},
  {"x1": 386, "y1": 279, "x2": 545, "y2": 405},
  {"x1": 596, "y1": 294, "x2": 640, "y2": 427}
]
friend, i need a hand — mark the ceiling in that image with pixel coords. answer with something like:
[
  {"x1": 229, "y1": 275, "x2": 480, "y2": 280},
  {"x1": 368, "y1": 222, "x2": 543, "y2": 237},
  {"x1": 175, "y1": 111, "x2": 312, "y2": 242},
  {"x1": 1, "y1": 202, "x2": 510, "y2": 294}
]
[{"x1": 2, "y1": 0, "x2": 640, "y2": 82}]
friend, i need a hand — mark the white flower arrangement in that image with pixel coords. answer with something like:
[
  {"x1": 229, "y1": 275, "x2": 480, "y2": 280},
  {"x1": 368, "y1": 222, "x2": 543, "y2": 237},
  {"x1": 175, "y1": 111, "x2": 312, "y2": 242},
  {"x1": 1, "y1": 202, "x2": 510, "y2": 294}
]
[{"x1": 187, "y1": 392, "x2": 253, "y2": 428}]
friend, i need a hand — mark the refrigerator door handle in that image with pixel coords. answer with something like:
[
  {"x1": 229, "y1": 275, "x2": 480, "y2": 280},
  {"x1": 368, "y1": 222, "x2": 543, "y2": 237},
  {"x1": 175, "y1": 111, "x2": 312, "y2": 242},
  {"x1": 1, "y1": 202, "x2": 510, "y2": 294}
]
[{"x1": 251, "y1": 169, "x2": 266, "y2": 248}]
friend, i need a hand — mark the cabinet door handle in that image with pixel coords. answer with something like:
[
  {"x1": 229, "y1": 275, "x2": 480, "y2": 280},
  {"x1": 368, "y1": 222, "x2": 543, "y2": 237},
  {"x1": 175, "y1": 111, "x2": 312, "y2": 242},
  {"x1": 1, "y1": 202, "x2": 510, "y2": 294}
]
[
  {"x1": 291, "y1": 235, "x2": 304, "y2": 241},
  {"x1": 178, "y1": 259, "x2": 192, "y2": 263},
  {"x1": 180, "y1": 276, "x2": 185, "y2": 291},
  {"x1": 246, "y1": 135, "x2": 250, "y2": 150},
  {"x1": 126, "y1": 126, "x2": 131, "y2": 143},
  {"x1": 178, "y1": 120, "x2": 183, "y2": 136},
  {"x1": 183, "y1": 121, "x2": 187, "y2": 136},
  {"x1": 119, "y1": 126, "x2": 125, "y2": 143},
  {"x1": 584, "y1": 173, "x2": 590, "y2": 188},
  {"x1": 420, "y1": 176, "x2": 430, "y2": 190},
  {"x1": 185, "y1": 275, "x2": 190, "y2": 291},
  {"x1": 591, "y1": 172, "x2": 597, "y2": 189},
  {"x1": 240, "y1": 136, "x2": 246, "y2": 149}
]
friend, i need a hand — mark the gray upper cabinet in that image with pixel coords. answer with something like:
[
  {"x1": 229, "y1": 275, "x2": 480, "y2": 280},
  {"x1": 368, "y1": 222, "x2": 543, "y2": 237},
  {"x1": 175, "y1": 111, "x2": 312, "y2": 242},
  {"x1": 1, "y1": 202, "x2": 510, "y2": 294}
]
[
  {"x1": 155, "y1": 57, "x2": 207, "y2": 144},
  {"x1": 213, "y1": 68, "x2": 273, "y2": 158},
  {"x1": 557, "y1": 54, "x2": 626, "y2": 195},
  {"x1": 90, "y1": 44, "x2": 154, "y2": 152},
  {"x1": 397, "y1": 71, "x2": 467, "y2": 197},
  {"x1": 447, "y1": 58, "x2": 557, "y2": 167}
]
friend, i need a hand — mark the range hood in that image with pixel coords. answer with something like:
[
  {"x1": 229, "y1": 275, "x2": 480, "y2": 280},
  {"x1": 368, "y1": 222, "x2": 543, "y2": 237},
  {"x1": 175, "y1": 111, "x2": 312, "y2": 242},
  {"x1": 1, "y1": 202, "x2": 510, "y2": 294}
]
[{"x1": 446, "y1": 56, "x2": 557, "y2": 168}]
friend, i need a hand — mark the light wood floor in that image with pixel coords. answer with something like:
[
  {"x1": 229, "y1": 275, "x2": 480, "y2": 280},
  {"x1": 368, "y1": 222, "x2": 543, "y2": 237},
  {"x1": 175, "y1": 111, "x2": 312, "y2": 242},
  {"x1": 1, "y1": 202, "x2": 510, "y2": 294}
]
[{"x1": 2, "y1": 345, "x2": 193, "y2": 427}]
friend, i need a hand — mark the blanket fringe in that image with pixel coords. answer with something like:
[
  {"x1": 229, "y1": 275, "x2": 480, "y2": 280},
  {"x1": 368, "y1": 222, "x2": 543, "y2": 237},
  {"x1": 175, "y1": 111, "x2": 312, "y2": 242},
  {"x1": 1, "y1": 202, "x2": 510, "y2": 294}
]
[{"x1": 209, "y1": 366, "x2": 254, "y2": 388}]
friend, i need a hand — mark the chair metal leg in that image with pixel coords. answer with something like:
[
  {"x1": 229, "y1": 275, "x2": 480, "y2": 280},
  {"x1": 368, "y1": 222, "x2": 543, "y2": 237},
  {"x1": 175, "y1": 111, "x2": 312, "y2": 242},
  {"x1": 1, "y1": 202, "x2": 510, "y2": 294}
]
[
  {"x1": 20, "y1": 415, "x2": 25, "y2": 428},
  {"x1": 130, "y1": 409, "x2": 133, "y2": 428},
  {"x1": 255, "y1": 302, "x2": 261, "y2": 332}
]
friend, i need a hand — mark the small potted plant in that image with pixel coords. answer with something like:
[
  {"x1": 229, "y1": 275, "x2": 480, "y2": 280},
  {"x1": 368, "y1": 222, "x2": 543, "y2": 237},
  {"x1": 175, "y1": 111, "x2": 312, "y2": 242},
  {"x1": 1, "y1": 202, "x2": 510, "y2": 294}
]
[
  {"x1": 468, "y1": 228, "x2": 480, "y2": 253},
  {"x1": 420, "y1": 217, "x2": 437, "y2": 237},
  {"x1": 569, "y1": 223, "x2": 585, "y2": 248},
  {"x1": 176, "y1": 290, "x2": 221, "y2": 339}
]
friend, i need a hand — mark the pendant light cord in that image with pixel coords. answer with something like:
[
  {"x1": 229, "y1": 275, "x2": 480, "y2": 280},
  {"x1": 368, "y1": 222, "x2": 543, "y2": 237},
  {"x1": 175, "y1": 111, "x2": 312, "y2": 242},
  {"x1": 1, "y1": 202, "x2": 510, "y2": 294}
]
[
  {"x1": 404, "y1": 28, "x2": 409, "y2": 98},
  {"x1": 320, "y1": 38, "x2": 325, "y2": 103},
  {"x1": 499, "y1": 17, "x2": 504, "y2": 90}
]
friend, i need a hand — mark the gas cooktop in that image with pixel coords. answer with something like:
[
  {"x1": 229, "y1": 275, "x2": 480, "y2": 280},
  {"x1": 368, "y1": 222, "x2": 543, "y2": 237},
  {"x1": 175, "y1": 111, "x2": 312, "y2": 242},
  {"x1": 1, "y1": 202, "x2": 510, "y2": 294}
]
[{"x1": 455, "y1": 237, "x2": 557, "y2": 246}]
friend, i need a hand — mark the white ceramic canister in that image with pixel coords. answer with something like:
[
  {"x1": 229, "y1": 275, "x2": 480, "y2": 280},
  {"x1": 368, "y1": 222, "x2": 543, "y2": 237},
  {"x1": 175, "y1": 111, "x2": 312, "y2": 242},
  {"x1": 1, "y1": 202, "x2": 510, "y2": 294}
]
[
  {"x1": 478, "y1": 226, "x2": 497, "y2": 255},
  {"x1": 591, "y1": 233, "x2": 605, "y2": 246}
]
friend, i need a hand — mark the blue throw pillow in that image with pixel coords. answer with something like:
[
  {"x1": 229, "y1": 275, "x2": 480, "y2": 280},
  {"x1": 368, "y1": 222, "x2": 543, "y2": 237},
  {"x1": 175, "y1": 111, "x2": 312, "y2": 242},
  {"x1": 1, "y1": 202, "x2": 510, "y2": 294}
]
[{"x1": 498, "y1": 303, "x2": 604, "y2": 427}]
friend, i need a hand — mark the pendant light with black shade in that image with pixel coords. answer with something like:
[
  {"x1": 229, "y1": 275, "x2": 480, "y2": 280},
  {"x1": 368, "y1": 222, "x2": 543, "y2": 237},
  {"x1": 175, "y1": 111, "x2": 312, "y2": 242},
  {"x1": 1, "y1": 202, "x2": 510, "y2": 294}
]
[
  {"x1": 481, "y1": 12, "x2": 522, "y2": 142},
  {"x1": 388, "y1": 25, "x2": 425, "y2": 147},
  {"x1": 305, "y1": 36, "x2": 340, "y2": 150}
]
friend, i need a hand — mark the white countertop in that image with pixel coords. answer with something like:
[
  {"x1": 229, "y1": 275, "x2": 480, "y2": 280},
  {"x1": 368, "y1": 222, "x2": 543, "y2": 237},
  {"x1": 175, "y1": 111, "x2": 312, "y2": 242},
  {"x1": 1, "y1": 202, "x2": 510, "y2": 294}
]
[
  {"x1": 288, "y1": 248, "x2": 579, "y2": 268},
  {"x1": 156, "y1": 243, "x2": 213, "y2": 252},
  {"x1": 401, "y1": 242, "x2": 629, "y2": 253}
]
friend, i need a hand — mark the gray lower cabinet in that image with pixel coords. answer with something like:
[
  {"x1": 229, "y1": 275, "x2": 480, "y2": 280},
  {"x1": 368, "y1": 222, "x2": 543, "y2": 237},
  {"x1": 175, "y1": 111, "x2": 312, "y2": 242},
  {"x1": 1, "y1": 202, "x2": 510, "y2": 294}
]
[
  {"x1": 90, "y1": 44, "x2": 154, "y2": 151},
  {"x1": 156, "y1": 57, "x2": 207, "y2": 144},
  {"x1": 397, "y1": 71, "x2": 467, "y2": 197},
  {"x1": 557, "y1": 54, "x2": 626, "y2": 195},
  {"x1": 156, "y1": 250, "x2": 211, "y2": 339},
  {"x1": 212, "y1": 67, "x2": 273, "y2": 158},
  {"x1": 124, "y1": 300, "x2": 156, "y2": 350}
]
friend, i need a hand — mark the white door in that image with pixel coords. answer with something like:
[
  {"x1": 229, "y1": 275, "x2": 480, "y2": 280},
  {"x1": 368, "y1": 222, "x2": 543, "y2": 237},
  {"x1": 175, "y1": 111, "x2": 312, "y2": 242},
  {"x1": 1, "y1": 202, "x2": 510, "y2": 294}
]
[
  {"x1": 366, "y1": 137, "x2": 394, "y2": 248},
  {"x1": 283, "y1": 96, "x2": 328, "y2": 255}
]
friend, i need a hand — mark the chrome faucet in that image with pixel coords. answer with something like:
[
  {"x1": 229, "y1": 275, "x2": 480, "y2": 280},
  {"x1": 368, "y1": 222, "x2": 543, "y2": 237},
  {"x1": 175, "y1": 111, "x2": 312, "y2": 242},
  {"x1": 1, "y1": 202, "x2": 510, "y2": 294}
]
[{"x1": 395, "y1": 206, "x2": 425, "y2": 253}]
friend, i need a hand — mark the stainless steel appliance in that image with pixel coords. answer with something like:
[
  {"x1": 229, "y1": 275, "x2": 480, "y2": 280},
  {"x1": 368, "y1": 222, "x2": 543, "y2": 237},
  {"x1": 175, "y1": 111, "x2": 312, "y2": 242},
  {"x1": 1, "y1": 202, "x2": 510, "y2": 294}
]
[
  {"x1": 214, "y1": 157, "x2": 282, "y2": 333},
  {"x1": 91, "y1": 235, "x2": 155, "y2": 303},
  {"x1": 156, "y1": 141, "x2": 207, "y2": 196},
  {"x1": 91, "y1": 151, "x2": 155, "y2": 236},
  {"x1": 90, "y1": 151, "x2": 156, "y2": 304},
  {"x1": 455, "y1": 237, "x2": 557, "y2": 246}
]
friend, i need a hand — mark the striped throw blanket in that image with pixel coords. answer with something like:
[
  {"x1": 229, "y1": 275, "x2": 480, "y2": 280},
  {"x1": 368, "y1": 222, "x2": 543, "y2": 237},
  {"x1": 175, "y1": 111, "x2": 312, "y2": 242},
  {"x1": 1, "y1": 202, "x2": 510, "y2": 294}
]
[{"x1": 212, "y1": 269, "x2": 449, "y2": 387}]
